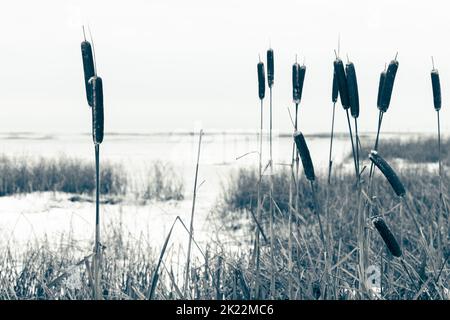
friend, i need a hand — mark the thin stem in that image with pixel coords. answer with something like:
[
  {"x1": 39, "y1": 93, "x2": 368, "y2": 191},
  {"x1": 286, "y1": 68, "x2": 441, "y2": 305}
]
[
  {"x1": 93, "y1": 143, "x2": 101, "y2": 300},
  {"x1": 345, "y1": 109, "x2": 358, "y2": 180},
  {"x1": 374, "y1": 111, "x2": 384, "y2": 152},
  {"x1": 328, "y1": 102, "x2": 336, "y2": 184},
  {"x1": 369, "y1": 110, "x2": 384, "y2": 181},
  {"x1": 184, "y1": 130, "x2": 203, "y2": 297},
  {"x1": 354, "y1": 117, "x2": 360, "y2": 182},
  {"x1": 269, "y1": 87, "x2": 275, "y2": 299},
  {"x1": 310, "y1": 180, "x2": 325, "y2": 247},
  {"x1": 288, "y1": 102, "x2": 298, "y2": 299},
  {"x1": 294, "y1": 104, "x2": 301, "y2": 267},
  {"x1": 255, "y1": 99, "x2": 263, "y2": 299},
  {"x1": 294, "y1": 104, "x2": 300, "y2": 219},
  {"x1": 437, "y1": 111, "x2": 442, "y2": 200}
]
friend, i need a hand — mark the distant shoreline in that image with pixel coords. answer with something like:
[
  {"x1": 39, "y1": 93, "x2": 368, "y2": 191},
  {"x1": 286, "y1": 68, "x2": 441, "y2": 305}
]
[{"x1": 0, "y1": 131, "x2": 445, "y2": 141}]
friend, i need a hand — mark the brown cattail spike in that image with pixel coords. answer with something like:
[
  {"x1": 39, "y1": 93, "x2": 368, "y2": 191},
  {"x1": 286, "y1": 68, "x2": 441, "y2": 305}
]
[
  {"x1": 332, "y1": 72, "x2": 339, "y2": 103},
  {"x1": 431, "y1": 68, "x2": 441, "y2": 111},
  {"x1": 90, "y1": 76, "x2": 104, "y2": 145},
  {"x1": 379, "y1": 59, "x2": 399, "y2": 112},
  {"x1": 377, "y1": 70, "x2": 387, "y2": 110},
  {"x1": 292, "y1": 63, "x2": 300, "y2": 103},
  {"x1": 81, "y1": 41, "x2": 95, "y2": 107},
  {"x1": 372, "y1": 217, "x2": 402, "y2": 257},
  {"x1": 257, "y1": 61, "x2": 265, "y2": 100},
  {"x1": 369, "y1": 151, "x2": 406, "y2": 197},
  {"x1": 346, "y1": 62, "x2": 359, "y2": 118},
  {"x1": 294, "y1": 131, "x2": 315, "y2": 181},
  {"x1": 333, "y1": 58, "x2": 350, "y2": 109},
  {"x1": 267, "y1": 48, "x2": 274, "y2": 88}
]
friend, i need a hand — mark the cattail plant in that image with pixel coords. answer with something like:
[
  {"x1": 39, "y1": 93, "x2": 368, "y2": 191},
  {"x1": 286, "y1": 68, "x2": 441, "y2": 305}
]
[
  {"x1": 370, "y1": 55, "x2": 399, "y2": 179},
  {"x1": 288, "y1": 60, "x2": 300, "y2": 298},
  {"x1": 346, "y1": 58, "x2": 366, "y2": 288},
  {"x1": 369, "y1": 151, "x2": 406, "y2": 197},
  {"x1": 372, "y1": 217, "x2": 421, "y2": 291},
  {"x1": 431, "y1": 57, "x2": 443, "y2": 200},
  {"x1": 81, "y1": 34, "x2": 95, "y2": 107},
  {"x1": 80, "y1": 28, "x2": 104, "y2": 300},
  {"x1": 294, "y1": 132, "x2": 325, "y2": 245},
  {"x1": 327, "y1": 72, "x2": 339, "y2": 184},
  {"x1": 288, "y1": 58, "x2": 305, "y2": 299},
  {"x1": 254, "y1": 57, "x2": 265, "y2": 299},
  {"x1": 266, "y1": 47, "x2": 275, "y2": 299},
  {"x1": 372, "y1": 217, "x2": 402, "y2": 257},
  {"x1": 369, "y1": 150, "x2": 431, "y2": 266},
  {"x1": 368, "y1": 156, "x2": 422, "y2": 290},
  {"x1": 90, "y1": 77, "x2": 104, "y2": 145},
  {"x1": 290, "y1": 59, "x2": 306, "y2": 216},
  {"x1": 267, "y1": 48, "x2": 274, "y2": 89},
  {"x1": 346, "y1": 60, "x2": 360, "y2": 180},
  {"x1": 377, "y1": 69, "x2": 387, "y2": 111},
  {"x1": 333, "y1": 53, "x2": 358, "y2": 179}
]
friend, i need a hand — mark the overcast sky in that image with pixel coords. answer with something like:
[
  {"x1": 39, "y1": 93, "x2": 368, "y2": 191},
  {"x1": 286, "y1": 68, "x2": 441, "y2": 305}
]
[{"x1": 0, "y1": 0, "x2": 449, "y2": 134}]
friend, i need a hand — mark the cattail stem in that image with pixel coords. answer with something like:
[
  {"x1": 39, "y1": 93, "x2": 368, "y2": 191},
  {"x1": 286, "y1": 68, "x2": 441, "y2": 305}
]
[
  {"x1": 288, "y1": 102, "x2": 298, "y2": 299},
  {"x1": 327, "y1": 102, "x2": 336, "y2": 184},
  {"x1": 354, "y1": 118, "x2": 360, "y2": 179},
  {"x1": 345, "y1": 109, "x2": 358, "y2": 179},
  {"x1": 255, "y1": 99, "x2": 263, "y2": 299},
  {"x1": 310, "y1": 181, "x2": 325, "y2": 247},
  {"x1": 437, "y1": 110, "x2": 442, "y2": 200},
  {"x1": 369, "y1": 110, "x2": 384, "y2": 180},
  {"x1": 184, "y1": 130, "x2": 203, "y2": 297},
  {"x1": 93, "y1": 143, "x2": 101, "y2": 300},
  {"x1": 269, "y1": 87, "x2": 276, "y2": 299},
  {"x1": 294, "y1": 104, "x2": 300, "y2": 219}
]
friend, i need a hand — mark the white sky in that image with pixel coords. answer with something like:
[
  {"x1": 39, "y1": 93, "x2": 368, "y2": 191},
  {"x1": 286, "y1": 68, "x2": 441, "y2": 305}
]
[{"x1": 0, "y1": 0, "x2": 449, "y2": 134}]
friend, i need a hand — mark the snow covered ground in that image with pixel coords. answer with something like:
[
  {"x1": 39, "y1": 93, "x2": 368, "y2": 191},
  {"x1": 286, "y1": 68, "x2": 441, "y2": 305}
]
[{"x1": 0, "y1": 131, "x2": 432, "y2": 258}]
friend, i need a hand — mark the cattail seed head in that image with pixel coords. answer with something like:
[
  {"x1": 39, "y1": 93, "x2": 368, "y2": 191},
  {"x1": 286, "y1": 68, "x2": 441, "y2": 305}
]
[
  {"x1": 369, "y1": 151, "x2": 406, "y2": 197},
  {"x1": 332, "y1": 72, "x2": 339, "y2": 103},
  {"x1": 377, "y1": 70, "x2": 386, "y2": 110},
  {"x1": 292, "y1": 63, "x2": 300, "y2": 103},
  {"x1": 257, "y1": 61, "x2": 265, "y2": 100},
  {"x1": 379, "y1": 59, "x2": 399, "y2": 112},
  {"x1": 431, "y1": 69, "x2": 441, "y2": 111},
  {"x1": 346, "y1": 62, "x2": 359, "y2": 118},
  {"x1": 294, "y1": 131, "x2": 315, "y2": 181},
  {"x1": 372, "y1": 217, "x2": 402, "y2": 257},
  {"x1": 267, "y1": 48, "x2": 274, "y2": 88},
  {"x1": 333, "y1": 58, "x2": 350, "y2": 109},
  {"x1": 90, "y1": 76, "x2": 104, "y2": 145},
  {"x1": 81, "y1": 41, "x2": 95, "y2": 107}
]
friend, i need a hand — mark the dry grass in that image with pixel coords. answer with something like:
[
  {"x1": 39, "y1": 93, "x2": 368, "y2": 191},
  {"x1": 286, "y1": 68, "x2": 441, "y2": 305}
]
[{"x1": 0, "y1": 155, "x2": 183, "y2": 202}]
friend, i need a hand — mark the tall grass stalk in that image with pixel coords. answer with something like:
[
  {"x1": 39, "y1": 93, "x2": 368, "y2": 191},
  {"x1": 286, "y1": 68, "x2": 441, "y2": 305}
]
[
  {"x1": 184, "y1": 130, "x2": 203, "y2": 297},
  {"x1": 369, "y1": 55, "x2": 398, "y2": 181},
  {"x1": 255, "y1": 58, "x2": 265, "y2": 299},
  {"x1": 328, "y1": 72, "x2": 338, "y2": 184},
  {"x1": 333, "y1": 52, "x2": 358, "y2": 180},
  {"x1": 288, "y1": 59, "x2": 298, "y2": 299},
  {"x1": 328, "y1": 40, "x2": 340, "y2": 184},
  {"x1": 267, "y1": 48, "x2": 276, "y2": 300},
  {"x1": 81, "y1": 29, "x2": 104, "y2": 299},
  {"x1": 345, "y1": 110, "x2": 358, "y2": 179},
  {"x1": 431, "y1": 58, "x2": 444, "y2": 203},
  {"x1": 93, "y1": 144, "x2": 102, "y2": 299}
]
